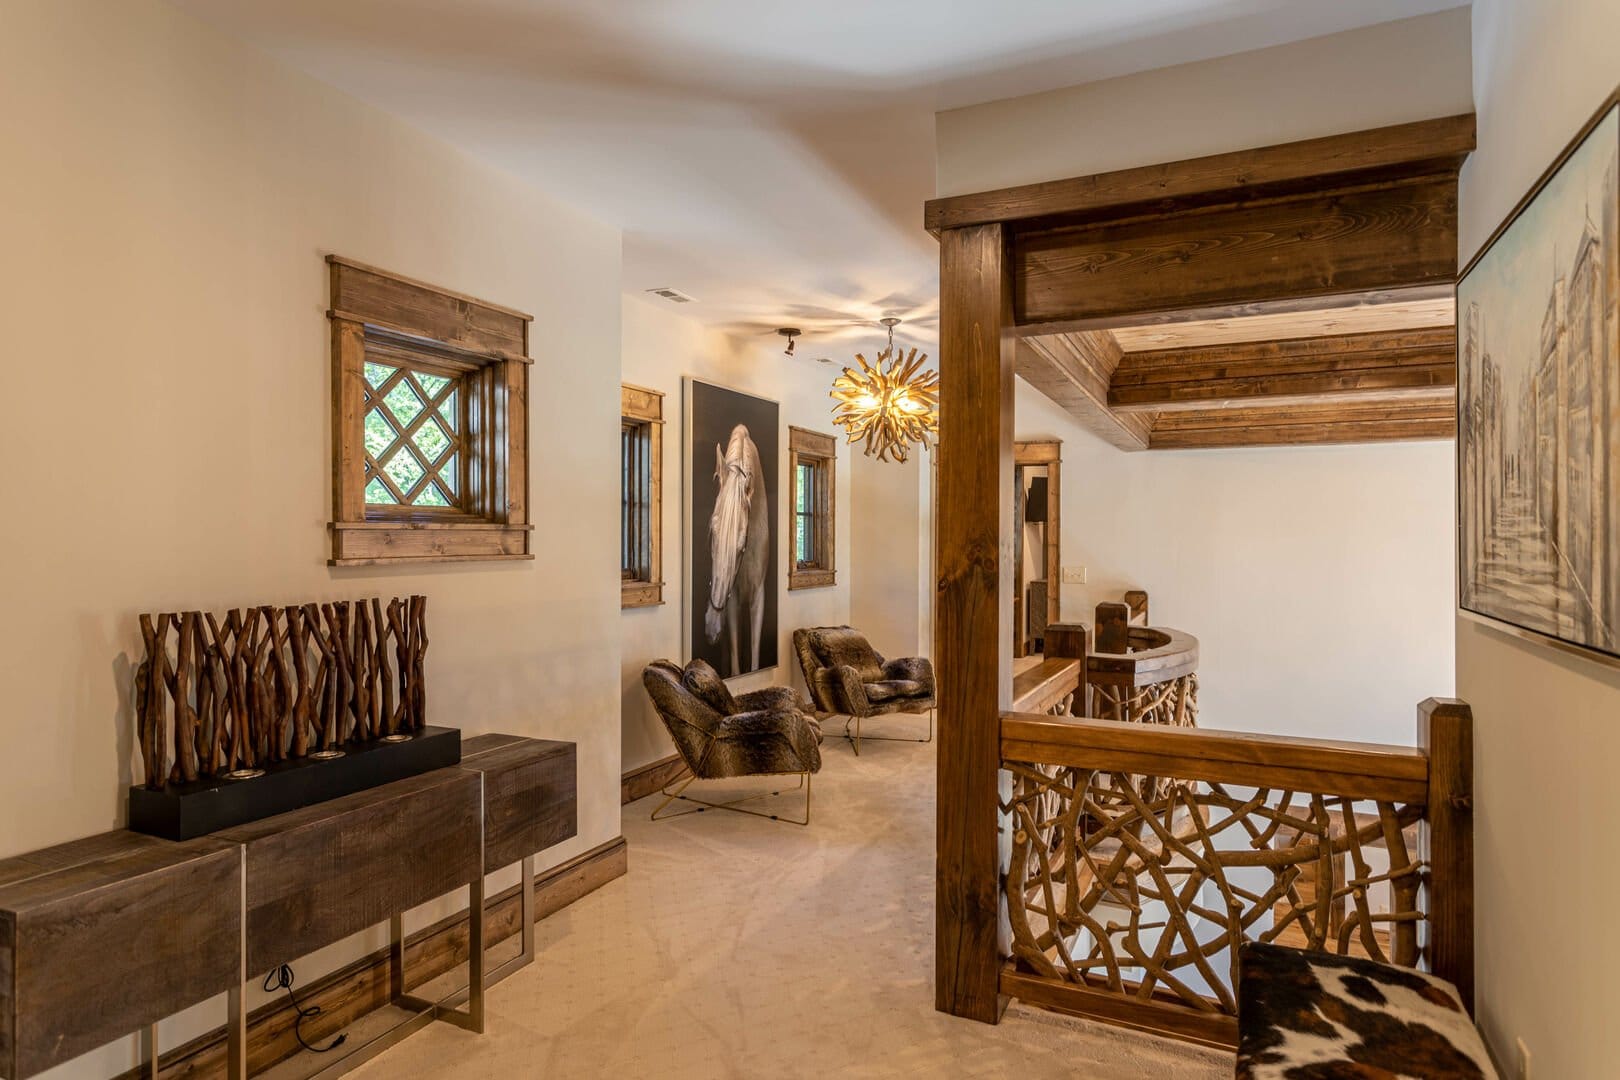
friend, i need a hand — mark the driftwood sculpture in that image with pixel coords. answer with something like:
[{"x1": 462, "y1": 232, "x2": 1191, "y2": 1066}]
[{"x1": 134, "y1": 596, "x2": 428, "y2": 789}]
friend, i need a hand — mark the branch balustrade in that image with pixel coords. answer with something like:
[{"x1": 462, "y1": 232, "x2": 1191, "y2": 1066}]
[{"x1": 995, "y1": 701, "x2": 1473, "y2": 1048}]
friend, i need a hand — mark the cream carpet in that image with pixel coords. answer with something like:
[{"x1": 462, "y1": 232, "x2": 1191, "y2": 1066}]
[{"x1": 353, "y1": 718, "x2": 1233, "y2": 1079}]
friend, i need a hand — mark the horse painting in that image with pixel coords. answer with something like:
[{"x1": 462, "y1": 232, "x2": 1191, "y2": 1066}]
[{"x1": 705, "y1": 424, "x2": 769, "y2": 676}]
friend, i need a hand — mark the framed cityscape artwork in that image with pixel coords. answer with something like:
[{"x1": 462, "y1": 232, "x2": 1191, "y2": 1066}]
[{"x1": 1458, "y1": 92, "x2": 1619, "y2": 660}]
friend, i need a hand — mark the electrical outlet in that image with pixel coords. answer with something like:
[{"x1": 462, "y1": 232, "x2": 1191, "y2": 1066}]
[
  {"x1": 1062, "y1": 566, "x2": 1087, "y2": 584},
  {"x1": 1516, "y1": 1037, "x2": 1531, "y2": 1080}
]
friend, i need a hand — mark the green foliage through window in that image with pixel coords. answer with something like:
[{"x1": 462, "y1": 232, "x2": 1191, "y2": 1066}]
[{"x1": 363, "y1": 365, "x2": 464, "y2": 509}]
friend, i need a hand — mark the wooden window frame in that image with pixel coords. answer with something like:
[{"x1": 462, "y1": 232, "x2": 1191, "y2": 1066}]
[
  {"x1": 621, "y1": 383, "x2": 665, "y2": 608},
  {"x1": 788, "y1": 426, "x2": 837, "y2": 590},
  {"x1": 328, "y1": 255, "x2": 532, "y2": 566}
]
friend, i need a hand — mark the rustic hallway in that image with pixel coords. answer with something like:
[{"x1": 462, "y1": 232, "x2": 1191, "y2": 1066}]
[{"x1": 350, "y1": 732, "x2": 1229, "y2": 1079}]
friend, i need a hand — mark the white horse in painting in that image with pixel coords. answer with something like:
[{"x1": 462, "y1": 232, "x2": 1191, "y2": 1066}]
[{"x1": 705, "y1": 424, "x2": 769, "y2": 676}]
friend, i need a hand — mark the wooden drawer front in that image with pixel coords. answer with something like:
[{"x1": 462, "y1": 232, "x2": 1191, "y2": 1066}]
[
  {"x1": 462, "y1": 736, "x2": 577, "y2": 872},
  {"x1": 224, "y1": 769, "x2": 481, "y2": 974},
  {"x1": 0, "y1": 837, "x2": 240, "y2": 1079}
]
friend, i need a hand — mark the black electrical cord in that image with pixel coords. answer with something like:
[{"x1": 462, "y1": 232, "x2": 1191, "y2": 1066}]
[{"x1": 262, "y1": 963, "x2": 348, "y2": 1054}]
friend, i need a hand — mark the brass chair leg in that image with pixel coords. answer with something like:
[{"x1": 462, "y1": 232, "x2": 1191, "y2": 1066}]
[
  {"x1": 650, "y1": 771, "x2": 812, "y2": 825},
  {"x1": 842, "y1": 707, "x2": 933, "y2": 752}
]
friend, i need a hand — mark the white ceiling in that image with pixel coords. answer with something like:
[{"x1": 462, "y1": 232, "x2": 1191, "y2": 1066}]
[{"x1": 173, "y1": 0, "x2": 1465, "y2": 357}]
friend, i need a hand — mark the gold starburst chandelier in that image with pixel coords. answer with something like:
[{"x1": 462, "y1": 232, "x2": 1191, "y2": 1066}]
[{"x1": 829, "y1": 317, "x2": 939, "y2": 464}]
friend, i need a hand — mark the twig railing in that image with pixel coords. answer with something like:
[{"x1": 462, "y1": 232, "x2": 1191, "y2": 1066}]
[{"x1": 997, "y1": 699, "x2": 1473, "y2": 1048}]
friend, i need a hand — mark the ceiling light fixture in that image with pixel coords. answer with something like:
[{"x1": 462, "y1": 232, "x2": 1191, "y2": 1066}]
[
  {"x1": 829, "y1": 317, "x2": 939, "y2": 464},
  {"x1": 777, "y1": 327, "x2": 801, "y2": 356}
]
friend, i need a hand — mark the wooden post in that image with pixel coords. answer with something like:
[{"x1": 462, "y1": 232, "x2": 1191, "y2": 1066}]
[
  {"x1": 935, "y1": 222, "x2": 1015, "y2": 1023},
  {"x1": 1095, "y1": 601, "x2": 1130, "y2": 654},
  {"x1": 1418, "y1": 697, "x2": 1474, "y2": 1013},
  {"x1": 1043, "y1": 622, "x2": 1092, "y2": 717}
]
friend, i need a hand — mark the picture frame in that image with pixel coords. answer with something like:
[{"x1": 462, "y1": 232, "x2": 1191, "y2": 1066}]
[
  {"x1": 682, "y1": 377, "x2": 780, "y2": 678},
  {"x1": 1457, "y1": 88, "x2": 1620, "y2": 664}
]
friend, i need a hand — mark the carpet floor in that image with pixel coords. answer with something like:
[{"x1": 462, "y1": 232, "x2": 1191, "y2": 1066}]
[{"x1": 352, "y1": 717, "x2": 1233, "y2": 1078}]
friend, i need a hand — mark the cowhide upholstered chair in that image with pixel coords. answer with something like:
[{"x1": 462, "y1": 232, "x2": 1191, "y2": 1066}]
[
  {"x1": 791, "y1": 626, "x2": 935, "y2": 755},
  {"x1": 641, "y1": 658, "x2": 822, "y2": 825}
]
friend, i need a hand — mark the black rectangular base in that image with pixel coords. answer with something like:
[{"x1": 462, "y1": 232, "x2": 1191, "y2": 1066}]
[{"x1": 128, "y1": 727, "x2": 462, "y2": 840}]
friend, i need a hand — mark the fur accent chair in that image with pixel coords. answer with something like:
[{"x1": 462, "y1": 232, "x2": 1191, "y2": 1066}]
[
  {"x1": 791, "y1": 626, "x2": 935, "y2": 754},
  {"x1": 641, "y1": 659, "x2": 821, "y2": 824}
]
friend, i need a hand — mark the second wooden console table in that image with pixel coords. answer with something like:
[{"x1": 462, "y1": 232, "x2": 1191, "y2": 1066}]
[{"x1": 218, "y1": 768, "x2": 485, "y2": 1077}]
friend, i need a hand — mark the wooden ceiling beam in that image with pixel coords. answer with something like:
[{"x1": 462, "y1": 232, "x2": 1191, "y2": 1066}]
[
  {"x1": 925, "y1": 113, "x2": 1475, "y2": 233},
  {"x1": 1146, "y1": 398, "x2": 1455, "y2": 450},
  {"x1": 1017, "y1": 332, "x2": 1151, "y2": 451},
  {"x1": 1013, "y1": 173, "x2": 1459, "y2": 331},
  {"x1": 1108, "y1": 327, "x2": 1457, "y2": 412}
]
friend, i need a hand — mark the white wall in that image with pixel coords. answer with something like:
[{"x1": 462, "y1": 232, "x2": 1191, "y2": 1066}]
[
  {"x1": 850, "y1": 451, "x2": 931, "y2": 659},
  {"x1": 0, "y1": 2, "x2": 623, "y2": 1074},
  {"x1": 1017, "y1": 383, "x2": 1455, "y2": 745},
  {"x1": 1460, "y1": 1, "x2": 1620, "y2": 1075},
  {"x1": 620, "y1": 295, "x2": 851, "y2": 773},
  {"x1": 936, "y1": 8, "x2": 1473, "y2": 197}
]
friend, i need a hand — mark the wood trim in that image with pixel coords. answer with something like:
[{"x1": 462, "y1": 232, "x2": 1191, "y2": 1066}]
[
  {"x1": 1018, "y1": 335, "x2": 1151, "y2": 451},
  {"x1": 935, "y1": 223, "x2": 1015, "y2": 1024},
  {"x1": 328, "y1": 260, "x2": 531, "y2": 565},
  {"x1": 1108, "y1": 327, "x2": 1457, "y2": 411},
  {"x1": 1013, "y1": 174, "x2": 1460, "y2": 331},
  {"x1": 121, "y1": 837, "x2": 627, "y2": 1080},
  {"x1": 1001, "y1": 712, "x2": 1429, "y2": 803},
  {"x1": 622, "y1": 384, "x2": 666, "y2": 607},
  {"x1": 1000, "y1": 967, "x2": 1238, "y2": 1051},
  {"x1": 327, "y1": 255, "x2": 534, "y2": 322},
  {"x1": 1014, "y1": 440, "x2": 1062, "y2": 633},
  {"x1": 1012, "y1": 440, "x2": 1061, "y2": 464},
  {"x1": 1418, "y1": 698, "x2": 1474, "y2": 1014},
  {"x1": 621, "y1": 754, "x2": 691, "y2": 804},
  {"x1": 1010, "y1": 658, "x2": 1080, "y2": 715},
  {"x1": 925, "y1": 113, "x2": 1475, "y2": 232},
  {"x1": 1147, "y1": 397, "x2": 1455, "y2": 450},
  {"x1": 788, "y1": 426, "x2": 838, "y2": 591},
  {"x1": 329, "y1": 522, "x2": 534, "y2": 565},
  {"x1": 1012, "y1": 283, "x2": 1457, "y2": 339}
]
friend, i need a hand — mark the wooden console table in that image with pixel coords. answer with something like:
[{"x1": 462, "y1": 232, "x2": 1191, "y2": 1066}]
[
  {"x1": 0, "y1": 734, "x2": 577, "y2": 1080},
  {"x1": 460, "y1": 735, "x2": 576, "y2": 987},
  {"x1": 0, "y1": 833, "x2": 240, "y2": 1079},
  {"x1": 218, "y1": 768, "x2": 485, "y2": 1078}
]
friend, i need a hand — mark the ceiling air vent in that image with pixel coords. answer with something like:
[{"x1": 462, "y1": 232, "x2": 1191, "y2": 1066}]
[{"x1": 645, "y1": 287, "x2": 696, "y2": 304}]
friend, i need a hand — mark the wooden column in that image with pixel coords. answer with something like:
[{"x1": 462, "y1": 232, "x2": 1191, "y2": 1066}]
[
  {"x1": 935, "y1": 223, "x2": 1015, "y2": 1023},
  {"x1": 1418, "y1": 697, "x2": 1474, "y2": 1013}
]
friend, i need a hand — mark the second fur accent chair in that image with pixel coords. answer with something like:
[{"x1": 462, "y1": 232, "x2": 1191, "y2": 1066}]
[
  {"x1": 641, "y1": 658, "x2": 822, "y2": 824},
  {"x1": 791, "y1": 626, "x2": 935, "y2": 754}
]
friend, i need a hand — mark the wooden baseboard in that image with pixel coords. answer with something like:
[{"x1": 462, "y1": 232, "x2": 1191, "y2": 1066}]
[
  {"x1": 621, "y1": 753, "x2": 689, "y2": 804},
  {"x1": 123, "y1": 836, "x2": 628, "y2": 1080}
]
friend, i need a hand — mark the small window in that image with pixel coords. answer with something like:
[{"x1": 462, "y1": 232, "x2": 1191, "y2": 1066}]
[
  {"x1": 789, "y1": 427, "x2": 836, "y2": 590},
  {"x1": 327, "y1": 256, "x2": 532, "y2": 565},
  {"x1": 622, "y1": 384, "x2": 665, "y2": 607}
]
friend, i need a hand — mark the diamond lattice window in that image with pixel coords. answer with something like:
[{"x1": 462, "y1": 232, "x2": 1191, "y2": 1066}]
[
  {"x1": 362, "y1": 363, "x2": 465, "y2": 510},
  {"x1": 328, "y1": 255, "x2": 532, "y2": 565}
]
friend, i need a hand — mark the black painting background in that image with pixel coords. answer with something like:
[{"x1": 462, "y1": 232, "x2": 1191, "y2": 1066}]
[{"x1": 688, "y1": 380, "x2": 779, "y2": 674}]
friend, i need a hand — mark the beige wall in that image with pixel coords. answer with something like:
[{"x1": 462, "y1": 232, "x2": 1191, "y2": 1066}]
[
  {"x1": 0, "y1": 2, "x2": 624, "y2": 1074},
  {"x1": 936, "y1": 8, "x2": 1473, "y2": 197},
  {"x1": 619, "y1": 295, "x2": 851, "y2": 773},
  {"x1": 1460, "y1": 1, "x2": 1620, "y2": 1075},
  {"x1": 1017, "y1": 383, "x2": 1455, "y2": 745}
]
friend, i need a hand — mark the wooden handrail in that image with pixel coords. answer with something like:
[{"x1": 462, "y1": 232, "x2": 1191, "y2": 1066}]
[
  {"x1": 1000, "y1": 711, "x2": 1428, "y2": 803},
  {"x1": 996, "y1": 698, "x2": 1473, "y2": 1047}
]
